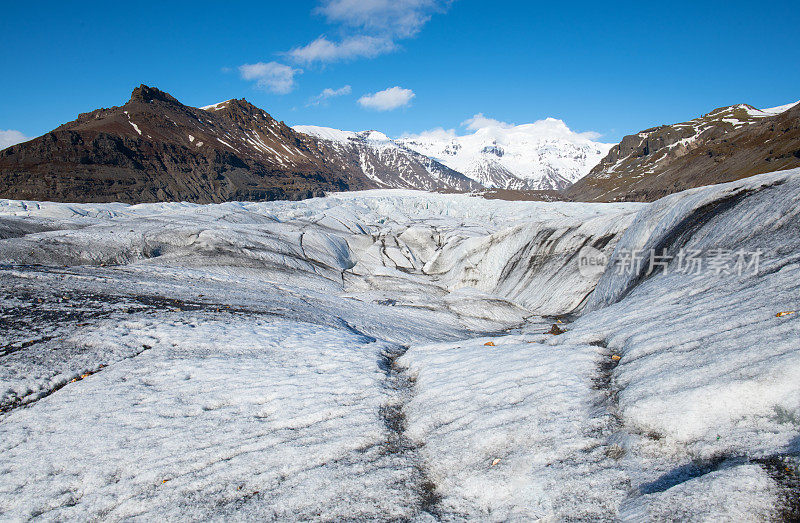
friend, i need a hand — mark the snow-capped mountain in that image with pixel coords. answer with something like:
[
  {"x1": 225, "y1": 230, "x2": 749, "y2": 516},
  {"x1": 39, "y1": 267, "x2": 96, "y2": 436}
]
[
  {"x1": 295, "y1": 118, "x2": 613, "y2": 192},
  {"x1": 292, "y1": 126, "x2": 478, "y2": 192},
  {"x1": 396, "y1": 117, "x2": 614, "y2": 191},
  {"x1": 0, "y1": 84, "x2": 616, "y2": 203},
  {"x1": 0, "y1": 86, "x2": 478, "y2": 204},
  {"x1": 567, "y1": 100, "x2": 800, "y2": 202}
]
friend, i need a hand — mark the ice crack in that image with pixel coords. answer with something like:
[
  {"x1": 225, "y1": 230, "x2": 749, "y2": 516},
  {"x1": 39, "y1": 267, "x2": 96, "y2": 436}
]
[{"x1": 379, "y1": 344, "x2": 442, "y2": 519}]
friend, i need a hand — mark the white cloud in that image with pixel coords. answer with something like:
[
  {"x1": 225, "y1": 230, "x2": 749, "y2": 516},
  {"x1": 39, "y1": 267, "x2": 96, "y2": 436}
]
[
  {"x1": 288, "y1": 0, "x2": 450, "y2": 65},
  {"x1": 461, "y1": 113, "x2": 603, "y2": 140},
  {"x1": 462, "y1": 113, "x2": 514, "y2": 131},
  {"x1": 238, "y1": 62, "x2": 302, "y2": 94},
  {"x1": 308, "y1": 85, "x2": 352, "y2": 106},
  {"x1": 288, "y1": 35, "x2": 395, "y2": 64},
  {"x1": 400, "y1": 127, "x2": 457, "y2": 141},
  {"x1": 315, "y1": 0, "x2": 447, "y2": 38},
  {"x1": 576, "y1": 129, "x2": 602, "y2": 140},
  {"x1": 0, "y1": 129, "x2": 30, "y2": 150},
  {"x1": 358, "y1": 86, "x2": 415, "y2": 111},
  {"x1": 239, "y1": 1, "x2": 450, "y2": 89}
]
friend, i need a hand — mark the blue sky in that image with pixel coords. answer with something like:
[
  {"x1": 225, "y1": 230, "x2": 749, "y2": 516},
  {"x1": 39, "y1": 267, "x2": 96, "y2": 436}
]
[{"x1": 1, "y1": 0, "x2": 799, "y2": 146}]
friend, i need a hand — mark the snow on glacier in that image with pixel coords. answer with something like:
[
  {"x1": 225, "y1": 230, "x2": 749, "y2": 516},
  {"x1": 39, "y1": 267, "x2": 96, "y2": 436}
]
[
  {"x1": 400, "y1": 168, "x2": 800, "y2": 521},
  {"x1": 399, "y1": 334, "x2": 629, "y2": 520},
  {"x1": 0, "y1": 190, "x2": 641, "y2": 327},
  {"x1": 1, "y1": 171, "x2": 799, "y2": 520},
  {"x1": 0, "y1": 317, "x2": 427, "y2": 520}
]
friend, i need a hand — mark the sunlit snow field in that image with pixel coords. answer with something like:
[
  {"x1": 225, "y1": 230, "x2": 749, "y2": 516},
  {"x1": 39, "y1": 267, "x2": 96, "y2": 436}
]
[{"x1": 1, "y1": 171, "x2": 799, "y2": 520}]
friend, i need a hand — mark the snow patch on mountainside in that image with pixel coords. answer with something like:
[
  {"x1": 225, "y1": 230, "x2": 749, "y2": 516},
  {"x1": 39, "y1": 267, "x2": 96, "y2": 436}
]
[
  {"x1": 294, "y1": 126, "x2": 399, "y2": 151},
  {"x1": 292, "y1": 125, "x2": 357, "y2": 143},
  {"x1": 200, "y1": 100, "x2": 234, "y2": 111},
  {"x1": 748, "y1": 100, "x2": 800, "y2": 117}
]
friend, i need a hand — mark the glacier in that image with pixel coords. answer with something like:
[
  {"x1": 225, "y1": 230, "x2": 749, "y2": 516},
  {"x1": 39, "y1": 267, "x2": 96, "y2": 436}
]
[{"x1": 0, "y1": 170, "x2": 798, "y2": 520}]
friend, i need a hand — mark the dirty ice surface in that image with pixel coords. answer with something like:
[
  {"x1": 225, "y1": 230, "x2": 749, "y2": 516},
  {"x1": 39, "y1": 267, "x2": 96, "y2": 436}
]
[{"x1": 1, "y1": 174, "x2": 799, "y2": 520}]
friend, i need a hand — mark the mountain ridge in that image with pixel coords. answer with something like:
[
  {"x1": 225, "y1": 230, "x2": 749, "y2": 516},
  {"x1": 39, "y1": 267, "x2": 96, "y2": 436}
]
[
  {"x1": 0, "y1": 86, "x2": 477, "y2": 203},
  {"x1": 566, "y1": 100, "x2": 800, "y2": 201},
  {"x1": 3, "y1": 87, "x2": 798, "y2": 204},
  {"x1": 294, "y1": 120, "x2": 613, "y2": 192},
  {"x1": 292, "y1": 125, "x2": 479, "y2": 192},
  {"x1": 395, "y1": 118, "x2": 613, "y2": 191}
]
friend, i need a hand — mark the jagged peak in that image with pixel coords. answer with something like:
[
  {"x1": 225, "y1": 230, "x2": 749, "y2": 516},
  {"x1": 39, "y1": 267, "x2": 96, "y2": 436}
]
[
  {"x1": 202, "y1": 98, "x2": 258, "y2": 113},
  {"x1": 129, "y1": 85, "x2": 181, "y2": 105},
  {"x1": 225, "y1": 98, "x2": 259, "y2": 111},
  {"x1": 201, "y1": 97, "x2": 276, "y2": 122}
]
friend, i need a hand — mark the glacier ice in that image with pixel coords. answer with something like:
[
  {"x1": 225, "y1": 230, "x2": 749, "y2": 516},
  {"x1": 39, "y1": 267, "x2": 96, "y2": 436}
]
[{"x1": 1, "y1": 171, "x2": 799, "y2": 519}]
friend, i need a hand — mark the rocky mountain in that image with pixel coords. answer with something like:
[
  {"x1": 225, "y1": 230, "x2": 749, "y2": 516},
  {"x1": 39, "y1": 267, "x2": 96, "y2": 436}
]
[
  {"x1": 566, "y1": 101, "x2": 800, "y2": 202},
  {"x1": 0, "y1": 85, "x2": 476, "y2": 204},
  {"x1": 7, "y1": 85, "x2": 796, "y2": 205},
  {"x1": 396, "y1": 118, "x2": 614, "y2": 191},
  {"x1": 292, "y1": 126, "x2": 479, "y2": 192}
]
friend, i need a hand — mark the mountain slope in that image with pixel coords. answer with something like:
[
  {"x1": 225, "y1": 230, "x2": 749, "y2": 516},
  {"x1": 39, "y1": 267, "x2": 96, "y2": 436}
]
[
  {"x1": 566, "y1": 101, "x2": 800, "y2": 202},
  {"x1": 397, "y1": 118, "x2": 614, "y2": 190},
  {"x1": 0, "y1": 85, "x2": 478, "y2": 204},
  {"x1": 0, "y1": 86, "x2": 368, "y2": 203},
  {"x1": 292, "y1": 126, "x2": 479, "y2": 192}
]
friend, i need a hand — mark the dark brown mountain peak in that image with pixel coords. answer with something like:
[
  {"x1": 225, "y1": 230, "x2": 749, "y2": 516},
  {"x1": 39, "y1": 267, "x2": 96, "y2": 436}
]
[
  {"x1": 205, "y1": 98, "x2": 286, "y2": 133},
  {"x1": 204, "y1": 98, "x2": 271, "y2": 119},
  {"x1": 225, "y1": 98, "x2": 261, "y2": 113},
  {"x1": 0, "y1": 83, "x2": 482, "y2": 204},
  {"x1": 129, "y1": 84, "x2": 181, "y2": 105}
]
